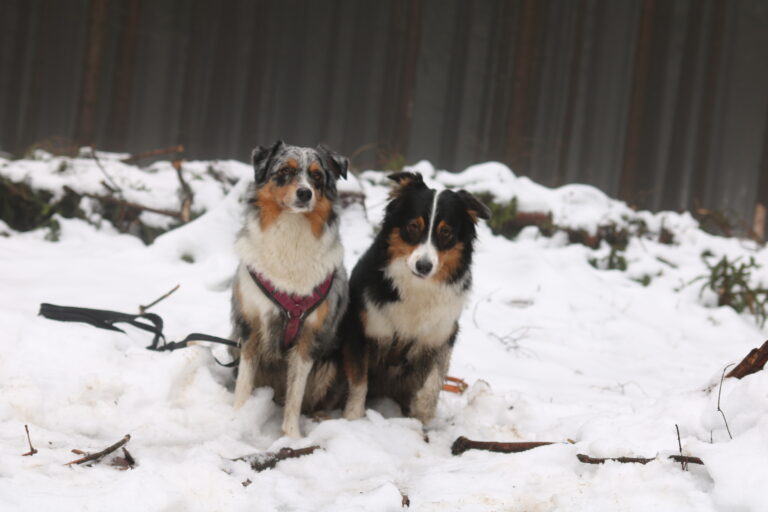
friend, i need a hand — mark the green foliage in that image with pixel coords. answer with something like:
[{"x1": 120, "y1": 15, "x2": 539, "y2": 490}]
[
  {"x1": 588, "y1": 247, "x2": 628, "y2": 271},
  {"x1": 381, "y1": 153, "x2": 407, "y2": 172},
  {"x1": 0, "y1": 176, "x2": 82, "y2": 234},
  {"x1": 691, "y1": 253, "x2": 768, "y2": 327},
  {"x1": 633, "y1": 274, "x2": 653, "y2": 287},
  {"x1": 474, "y1": 193, "x2": 556, "y2": 239}
]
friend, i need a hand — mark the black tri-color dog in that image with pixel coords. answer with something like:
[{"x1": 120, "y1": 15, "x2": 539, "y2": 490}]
[
  {"x1": 231, "y1": 140, "x2": 349, "y2": 438},
  {"x1": 340, "y1": 172, "x2": 490, "y2": 424}
]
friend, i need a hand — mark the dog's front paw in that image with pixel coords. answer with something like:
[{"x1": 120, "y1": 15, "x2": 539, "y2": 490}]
[
  {"x1": 342, "y1": 403, "x2": 365, "y2": 420},
  {"x1": 281, "y1": 418, "x2": 302, "y2": 438}
]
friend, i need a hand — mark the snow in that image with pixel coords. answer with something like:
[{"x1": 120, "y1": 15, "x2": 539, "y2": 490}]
[{"x1": 1, "y1": 155, "x2": 768, "y2": 511}]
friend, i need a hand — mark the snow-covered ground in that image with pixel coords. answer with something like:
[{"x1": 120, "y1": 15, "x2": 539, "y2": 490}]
[{"x1": 1, "y1": 154, "x2": 767, "y2": 511}]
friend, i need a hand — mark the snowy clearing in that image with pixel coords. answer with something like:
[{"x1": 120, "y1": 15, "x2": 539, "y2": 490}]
[{"x1": 1, "y1": 154, "x2": 767, "y2": 511}]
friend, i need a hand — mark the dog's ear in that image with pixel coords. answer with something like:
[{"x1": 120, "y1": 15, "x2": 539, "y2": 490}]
[
  {"x1": 316, "y1": 144, "x2": 348, "y2": 180},
  {"x1": 252, "y1": 140, "x2": 284, "y2": 185},
  {"x1": 456, "y1": 189, "x2": 491, "y2": 223},
  {"x1": 387, "y1": 171, "x2": 425, "y2": 199}
]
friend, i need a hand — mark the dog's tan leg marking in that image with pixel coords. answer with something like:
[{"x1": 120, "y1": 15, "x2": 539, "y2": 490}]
[
  {"x1": 282, "y1": 349, "x2": 313, "y2": 438},
  {"x1": 343, "y1": 380, "x2": 368, "y2": 420},
  {"x1": 342, "y1": 327, "x2": 368, "y2": 420}
]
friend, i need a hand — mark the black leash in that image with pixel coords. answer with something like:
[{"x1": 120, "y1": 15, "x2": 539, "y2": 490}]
[{"x1": 38, "y1": 303, "x2": 239, "y2": 367}]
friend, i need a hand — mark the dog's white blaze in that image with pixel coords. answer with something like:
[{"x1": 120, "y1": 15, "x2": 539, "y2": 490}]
[
  {"x1": 288, "y1": 173, "x2": 316, "y2": 213},
  {"x1": 406, "y1": 189, "x2": 443, "y2": 277},
  {"x1": 365, "y1": 257, "x2": 468, "y2": 348}
]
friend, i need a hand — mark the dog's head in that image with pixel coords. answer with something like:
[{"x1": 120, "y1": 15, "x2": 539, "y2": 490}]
[
  {"x1": 251, "y1": 140, "x2": 348, "y2": 214},
  {"x1": 383, "y1": 171, "x2": 490, "y2": 283}
]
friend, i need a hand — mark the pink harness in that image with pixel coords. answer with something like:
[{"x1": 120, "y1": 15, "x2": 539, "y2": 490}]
[{"x1": 248, "y1": 267, "x2": 335, "y2": 348}]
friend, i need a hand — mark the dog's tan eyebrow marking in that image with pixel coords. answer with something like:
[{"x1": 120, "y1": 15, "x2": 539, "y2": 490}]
[
  {"x1": 309, "y1": 161, "x2": 321, "y2": 172},
  {"x1": 286, "y1": 158, "x2": 299, "y2": 168}
]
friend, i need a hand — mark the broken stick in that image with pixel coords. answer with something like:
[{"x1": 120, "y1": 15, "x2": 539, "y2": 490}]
[
  {"x1": 22, "y1": 424, "x2": 37, "y2": 456},
  {"x1": 577, "y1": 453, "x2": 704, "y2": 466},
  {"x1": 65, "y1": 434, "x2": 131, "y2": 466},
  {"x1": 139, "y1": 284, "x2": 180, "y2": 314},
  {"x1": 451, "y1": 436, "x2": 556, "y2": 456},
  {"x1": 122, "y1": 145, "x2": 185, "y2": 163},
  {"x1": 234, "y1": 445, "x2": 321, "y2": 472},
  {"x1": 726, "y1": 340, "x2": 768, "y2": 379}
]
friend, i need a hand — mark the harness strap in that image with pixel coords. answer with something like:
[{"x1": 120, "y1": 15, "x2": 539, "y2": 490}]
[
  {"x1": 247, "y1": 268, "x2": 335, "y2": 348},
  {"x1": 38, "y1": 303, "x2": 239, "y2": 367}
]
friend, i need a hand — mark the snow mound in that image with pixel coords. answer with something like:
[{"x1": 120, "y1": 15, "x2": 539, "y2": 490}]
[{"x1": 1, "y1": 157, "x2": 767, "y2": 511}]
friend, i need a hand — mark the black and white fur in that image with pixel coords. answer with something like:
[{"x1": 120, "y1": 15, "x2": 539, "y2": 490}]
[
  {"x1": 340, "y1": 172, "x2": 490, "y2": 424},
  {"x1": 231, "y1": 140, "x2": 349, "y2": 438}
]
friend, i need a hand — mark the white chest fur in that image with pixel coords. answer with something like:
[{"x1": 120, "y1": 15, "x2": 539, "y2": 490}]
[
  {"x1": 364, "y1": 258, "x2": 468, "y2": 347},
  {"x1": 235, "y1": 211, "x2": 343, "y2": 296}
]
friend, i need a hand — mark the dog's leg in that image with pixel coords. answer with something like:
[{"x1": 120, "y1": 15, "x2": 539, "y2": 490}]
[
  {"x1": 233, "y1": 354, "x2": 256, "y2": 408},
  {"x1": 342, "y1": 332, "x2": 368, "y2": 420},
  {"x1": 343, "y1": 380, "x2": 368, "y2": 420},
  {"x1": 409, "y1": 348, "x2": 451, "y2": 424},
  {"x1": 282, "y1": 349, "x2": 313, "y2": 437}
]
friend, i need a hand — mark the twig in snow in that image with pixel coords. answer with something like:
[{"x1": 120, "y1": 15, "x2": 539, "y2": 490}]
[
  {"x1": 110, "y1": 447, "x2": 136, "y2": 470},
  {"x1": 675, "y1": 424, "x2": 687, "y2": 471},
  {"x1": 669, "y1": 454, "x2": 704, "y2": 465},
  {"x1": 577, "y1": 453, "x2": 654, "y2": 465},
  {"x1": 139, "y1": 284, "x2": 180, "y2": 314},
  {"x1": 471, "y1": 288, "x2": 499, "y2": 329},
  {"x1": 400, "y1": 490, "x2": 410, "y2": 508},
  {"x1": 726, "y1": 340, "x2": 768, "y2": 379},
  {"x1": 451, "y1": 436, "x2": 556, "y2": 456},
  {"x1": 22, "y1": 425, "x2": 37, "y2": 456},
  {"x1": 717, "y1": 364, "x2": 734, "y2": 440},
  {"x1": 234, "y1": 445, "x2": 321, "y2": 472},
  {"x1": 64, "y1": 186, "x2": 184, "y2": 219},
  {"x1": 577, "y1": 453, "x2": 704, "y2": 466},
  {"x1": 89, "y1": 146, "x2": 122, "y2": 194},
  {"x1": 65, "y1": 434, "x2": 131, "y2": 466},
  {"x1": 122, "y1": 144, "x2": 185, "y2": 164},
  {"x1": 172, "y1": 159, "x2": 194, "y2": 223}
]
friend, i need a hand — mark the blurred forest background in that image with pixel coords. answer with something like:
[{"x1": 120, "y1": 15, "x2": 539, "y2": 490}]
[{"x1": 1, "y1": 0, "x2": 767, "y2": 231}]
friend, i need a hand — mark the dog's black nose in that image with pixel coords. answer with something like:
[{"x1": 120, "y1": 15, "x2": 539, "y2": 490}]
[
  {"x1": 415, "y1": 259, "x2": 433, "y2": 276},
  {"x1": 296, "y1": 187, "x2": 312, "y2": 202}
]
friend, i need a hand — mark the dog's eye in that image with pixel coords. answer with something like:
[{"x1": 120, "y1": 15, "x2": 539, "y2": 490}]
[
  {"x1": 278, "y1": 167, "x2": 292, "y2": 177},
  {"x1": 438, "y1": 225, "x2": 454, "y2": 245},
  {"x1": 310, "y1": 171, "x2": 323, "y2": 183},
  {"x1": 406, "y1": 219, "x2": 422, "y2": 239}
]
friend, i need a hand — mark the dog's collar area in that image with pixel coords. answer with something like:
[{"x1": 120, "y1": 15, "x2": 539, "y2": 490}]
[{"x1": 247, "y1": 267, "x2": 335, "y2": 348}]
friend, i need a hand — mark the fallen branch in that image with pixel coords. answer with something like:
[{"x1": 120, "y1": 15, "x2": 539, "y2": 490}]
[
  {"x1": 451, "y1": 436, "x2": 556, "y2": 456},
  {"x1": 726, "y1": 340, "x2": 768, "y2": 379},
  {"x1": 65, "y1": 434, "x2": 131, "y2": 466},
  {"x1": 577, "y1": 453, "x2": 704, "y2": 466},
  {"x1": 139, "y1": 284, "x2": 180, "y2": 314},
  {"x1": 64, "y1": 186, "x2": 183, "y2": 219},
  {"x1": 122, "y1": 145, "x2": 184, "y2": 163},
  {"x1": 234, "y1": 445, "x2": 320, "y2": 472},
  {"x1": 22, "y1": 425, "x2": 37, "y2": 456}
]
